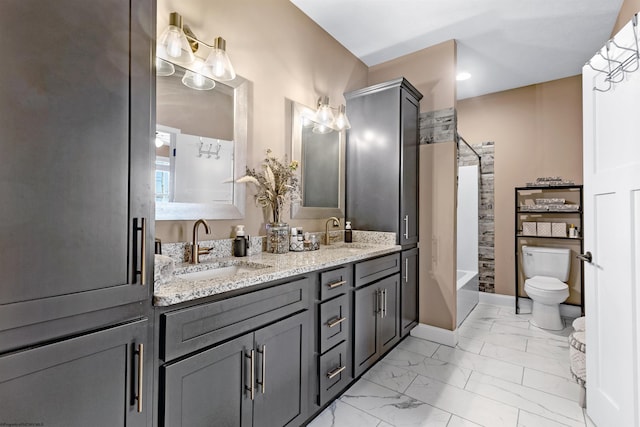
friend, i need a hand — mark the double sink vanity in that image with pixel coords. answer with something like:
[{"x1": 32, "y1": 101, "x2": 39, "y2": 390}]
[{"x1": 152, "y1": 234, "x2": 416, "y2": 426}]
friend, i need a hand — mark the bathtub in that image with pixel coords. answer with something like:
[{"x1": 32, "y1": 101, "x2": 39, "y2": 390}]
[{"x1": 457, "y1": 269, "x2": 479, "y2": 327}]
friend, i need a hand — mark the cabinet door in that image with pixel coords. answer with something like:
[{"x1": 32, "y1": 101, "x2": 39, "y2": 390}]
[
  {"x1": 401, "y1": 248, "x2": 419, "y2": 336},
  {"x1": 353, "y1": 283, "x2": 380, "y2": 377},
  {"x1": 254, "y1": 311, "x2": 310, "y2": 427},
  {"x1": 0, "y1": 319, "x2": 148, "y2": 427},
  {"x1": 379, "y1": 274, "x2": 401, "y2": 354},
  {"x1": 0, "y1": 0, "x2": 153, "y2": 340},
  {"x1": 400, "y1": 89, "x2": 420, "y2": 246},
  {"x1": 163, "y1": 334, "x2": 253, "y2": 427}
]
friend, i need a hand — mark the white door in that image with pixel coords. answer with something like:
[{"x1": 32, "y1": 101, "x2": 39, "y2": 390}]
[{"x1": 582, "y1": 19, "x2": 640, "y2": 427}]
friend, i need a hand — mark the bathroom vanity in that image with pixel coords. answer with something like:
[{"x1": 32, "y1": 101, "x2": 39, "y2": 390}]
[{"x1": 152, "y1": 241, "x2": 411, "y2": 426}]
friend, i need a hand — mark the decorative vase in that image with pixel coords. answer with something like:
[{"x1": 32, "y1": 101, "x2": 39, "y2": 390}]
[{"x1": 266, "y1": 222, "x2": 289, "y2": 254}]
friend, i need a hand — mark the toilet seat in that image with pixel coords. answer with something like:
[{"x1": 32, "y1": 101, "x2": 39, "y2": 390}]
[{"x1": 525, "y1": 275, "x2": 568, "y2": 292}]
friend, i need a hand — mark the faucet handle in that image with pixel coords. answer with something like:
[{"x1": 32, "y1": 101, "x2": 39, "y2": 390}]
[{"x1": 198, "y1": 246, "x2": 212, "y2": 255}]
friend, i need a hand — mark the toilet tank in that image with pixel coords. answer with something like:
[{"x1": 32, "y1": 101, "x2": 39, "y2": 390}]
[{"x1": 522, "y1": 246, "x2": 571, "y2": 281}]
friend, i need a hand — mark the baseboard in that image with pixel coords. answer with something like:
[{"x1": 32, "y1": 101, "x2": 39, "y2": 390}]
[
  {"x1": 411, "y1": 323, "x2": 458, "y2": 347},
  {"x1": 479, "y1": 293, "x2": 583, "y2": 318}
]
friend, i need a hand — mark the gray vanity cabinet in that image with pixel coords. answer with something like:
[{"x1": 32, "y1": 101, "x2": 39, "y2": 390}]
[
  {"x1": 0, "y1": 0, "x2": 154, "y2": 349},
  {"x1": 163, "y1": 311, "x2": 310, "y2": 427},
  {"x1": 401, "y1": 248, "x2": 419, "y2": 336},
  {"x1": 353, "y1": 254, "x2": 401, "y2": 377},
  {"x1": 345, "y1": 78, "x2": 422, "y2": 248},
  {"x1": 0, "y1": 319, "x2": 149, "y2": 426}
]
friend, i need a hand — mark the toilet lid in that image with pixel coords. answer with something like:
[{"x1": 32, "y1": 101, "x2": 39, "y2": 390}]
[{"x1": 525, "y1": 276, "x2": 568, "y2": 291}]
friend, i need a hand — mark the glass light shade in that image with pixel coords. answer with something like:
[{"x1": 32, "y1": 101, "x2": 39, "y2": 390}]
[
  {"x1": 158, "y1": 14, "x2": 195, "y2": 63},
  {"x1": 205, "y1": 37, "x2": 236, "y2": 81},
  {"x1": 312, "y1": 123, "x2": 333, "y2": 134},
  {"x1": 155, "y1": 57, "x2": 175, "y2": 76},
  {"x1": 182, "y1": 69, "x2": 215, "y2": 90},
  {"x1": 316, "y1": 103, "x2": 335, "y2": 127},
  {"x1": 181, "y1": 58, "x2": 215, "y2": 90},
  {"x1": 334, "y1": 105, "x2": 351, "y2": 130}
]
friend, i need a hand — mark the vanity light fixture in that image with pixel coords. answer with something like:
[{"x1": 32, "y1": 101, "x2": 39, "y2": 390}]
[
  {"x1": 156, "y1": 57, "x2": 175, "y2": 77},
  {"x1": 157, "y1": 12, "x2": 236, "y2": 83},
  {"x1": 311, "y1": 97, "x2": 351, "y2": 134}
]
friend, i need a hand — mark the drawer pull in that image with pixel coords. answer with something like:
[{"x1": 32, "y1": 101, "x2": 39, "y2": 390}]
[
  {"x1": 326, "y1": 365, "x2": 346, "y2": 379},
  {"x1": 327, "y1": 316, "x2": 346, "y2": 328},
  {"x1": 328, "y1": 280, "x2": 347, "y2": 289}
]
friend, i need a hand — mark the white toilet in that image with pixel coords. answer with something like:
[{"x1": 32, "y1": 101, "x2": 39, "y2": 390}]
[{"x1": 522, "y1": 245, "x2": 571, "y2": 330}]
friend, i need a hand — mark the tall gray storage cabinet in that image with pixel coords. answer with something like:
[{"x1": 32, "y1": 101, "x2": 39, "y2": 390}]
[
  {"x1": 0, "y1": 1, "x2": 155, "y2": 425},
  {"x1": 346, "y1": 78, "x2": 422, "y2": 339}
]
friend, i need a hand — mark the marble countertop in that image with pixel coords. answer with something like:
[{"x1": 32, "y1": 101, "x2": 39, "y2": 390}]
[{"x1": 154, "y1": 242, "x2": 401, "y2": 306}]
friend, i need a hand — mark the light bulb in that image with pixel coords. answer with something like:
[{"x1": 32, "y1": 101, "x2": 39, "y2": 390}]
[{"x1": 165, "y1": 27, "x2": 183, "y2": 58}]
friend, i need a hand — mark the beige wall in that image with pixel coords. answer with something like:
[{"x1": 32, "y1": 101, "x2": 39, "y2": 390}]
[
  {"x1": 368, "y1": 40, "x2": 457, "y2": 113},
  {"x1": 457, "y1": 76, "x2": 583, "y2": 297},
  {"x1": 368, "y1": 41, "x2": 458, "y2": 329},
  {"x1": 614, "y1": 0, "x2": 640, "y2": 34},
  {"x1": 155, "y1": 0, "x2": 368, "y2": 242}
]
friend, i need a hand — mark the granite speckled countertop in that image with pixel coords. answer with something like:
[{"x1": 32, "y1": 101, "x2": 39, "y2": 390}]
[{"x1": 154, "y1": 242, "x2": 401, "y2": 306}]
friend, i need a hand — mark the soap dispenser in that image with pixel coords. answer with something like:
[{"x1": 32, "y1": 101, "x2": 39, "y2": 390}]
[
  {"x1": 233, "y1": 225, "x2": 249, "y2": 257},
  {"x1": 344, "y1": 221, "x2": 353, "y2": 243}
]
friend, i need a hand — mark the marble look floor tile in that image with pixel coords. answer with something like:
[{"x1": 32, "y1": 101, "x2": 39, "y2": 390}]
[
  {"x1": 433, "y1": 344, "x2": 523, "y2": 384},
  {"x1": 456, "y1": 337, "x2": 484, "y2": 355},
  {"x1": 457, "y1": 324, "x2": 528, "y2": 351},
  {"x1": 405, "y1": 375, "x2": 519, "y2": 427},
  {"x1": 399, "y1": 336, "x2": 440, "y2": 357},
  {"x1": 584, "y1": 412, "x2": 596, "y2": 427},
  {"x1": 480, "y1": 342, "x2": 571, "y2": 380},
  {"x1": 528, "y1": 323, "x2": 574, "y2": 338},
  {"x1": 378, "y1": 421, "x2": 394, "y2": 427},
  {"x1": 363, "y1": 360, "x2": 419, "y2": 393},
  {"x1": 446, "y1": 415, "x2": 483, "y2": 426},
  {"x1": 400, "y1": 354, "x2": 473, "y2": 389},
  {"x1": 517, "y1": 410, "x2": 581, "y2": 427},
  {"x1": 340, "y1": 379, "x2": 452, "y2": 427},
  {"x1": 491, "y1": 323, "x2": 569, "y2": 343},
  {"x1": 525, "y1": 336, "x2": 571, "y2": 361},
  {"x1": 383, "y1": 347, "x2": 430, "y2": 369},
  {"x1": 465, "y1": 372, "x2": 584, "y2": 427},
  {"x1": 522, "y1": 368, "x2": 582, "y2": 402},
  {"x1": 308, "y1": 399, "x2": 382, "y2": 427}
]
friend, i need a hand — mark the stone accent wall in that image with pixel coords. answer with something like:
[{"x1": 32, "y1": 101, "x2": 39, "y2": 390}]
[
  {"x1": 419, "y1": 108, "x2": 456, "y2": 144},
  {"x1": 458, "y1": 141, "x2": 495, "y2": 293}
]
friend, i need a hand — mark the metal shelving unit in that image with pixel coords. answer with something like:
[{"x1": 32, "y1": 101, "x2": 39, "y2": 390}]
[{"x1": 514, "y1": 185, "x2": 584, "y2": 315}]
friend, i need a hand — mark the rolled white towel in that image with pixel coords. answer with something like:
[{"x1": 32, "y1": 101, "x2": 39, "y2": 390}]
[
  {"x1": 154, "y1": 254, "x2": 175, "y2": 285},
  {"x1": 572, "y1": 316, "x2": 585, "y2": 332}
]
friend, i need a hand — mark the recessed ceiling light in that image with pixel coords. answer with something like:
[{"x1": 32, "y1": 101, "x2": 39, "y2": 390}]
[{"x1": 456, "y1": 72, "x2": 472, "y2": 81}]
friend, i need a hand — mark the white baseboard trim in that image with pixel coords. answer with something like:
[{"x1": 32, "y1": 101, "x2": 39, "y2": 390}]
[
  {"x1": 479, "y1": 293, "x2": 583, "y2": 318},
  {"x1": 411, "y1": 323, "x2": 458, "y2": 347}
]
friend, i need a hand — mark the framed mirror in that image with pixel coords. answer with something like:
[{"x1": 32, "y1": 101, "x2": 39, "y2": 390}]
[
  {"x1": 289, "y1": 100, "x2": 345, "y2": 219},
  {"x1": 155, "y1": 62, "x2": 249, "y2": 220}
]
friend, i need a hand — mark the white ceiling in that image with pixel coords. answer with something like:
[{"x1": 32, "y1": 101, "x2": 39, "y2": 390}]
[{"x1": 290, "y1": 0, "x2": 624, "y2": 99}]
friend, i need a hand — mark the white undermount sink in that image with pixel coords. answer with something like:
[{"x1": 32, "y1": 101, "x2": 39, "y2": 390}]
[{"x1": 176, "y1": 262, "x2": 271, "y2": 281}]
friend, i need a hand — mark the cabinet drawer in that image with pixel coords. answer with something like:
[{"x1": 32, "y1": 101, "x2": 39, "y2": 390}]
[
  {"x1": 319, "y1": 266, "x2": 351, "y2": 301},
  {"x1": 161, "y1": 277, "x2": 311, "y2": 361},
  {"x1": 318, "y1": 341, "x2": 350, "y2": 406},
  {"x1": 354, "y1": 253, "x2": 400, "y2": 287},
  {"x1": 319, "y1": 294, "x2": 349, "y2": 354}
]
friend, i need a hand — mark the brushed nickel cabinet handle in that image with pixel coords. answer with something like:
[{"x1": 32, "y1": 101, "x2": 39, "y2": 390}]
[
  {"x1": 133, "y1": 218, "x2": 147, "y2": 285},
  {"x1": 245, "y1": 350, "x2": 255, "y2": 400},
  {"x1": 404, "y1": 258, "x2": 409, "y2": 283},
  {"x1": 327, "y1": 316, "x2": 346, "y2": 328},
  {"x1": 328, "y1": 280, "x2": 347, "y2": 289},
  {"x1": 375, "y1": 289, "x2": 380, "y2": 316},
  {"x1": 136, "y1": 343, "x2": 144, "y2": 413},
  {"x1": 327, "y1": 365, "x2": 346, "y2": 379},
  {"x1": 382, "y1": 289, "x2": 387, "y2": 319},
  {"x1": 257, "y1": 345, "x2": 266, "y2": 394},
  {"x1": 404, "y1": 215, "x2": 409, "y2": 239}
]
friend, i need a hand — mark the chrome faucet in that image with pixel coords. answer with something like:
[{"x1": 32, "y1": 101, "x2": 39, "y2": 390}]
[
  {"x1": 191, "y1": 219, "x2": 211, "y2": 264},
  {"x1": 324, "y1": 217, "x2": 340, "y2": 245}
]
